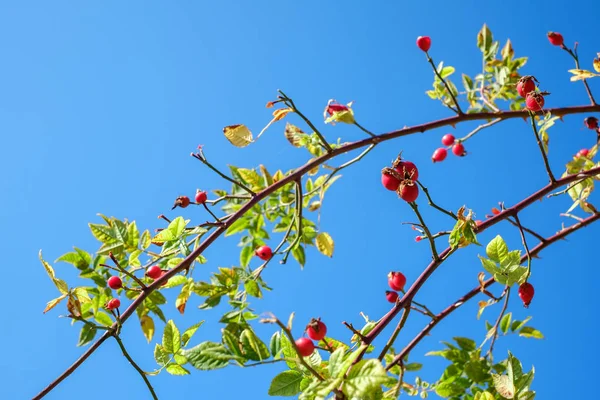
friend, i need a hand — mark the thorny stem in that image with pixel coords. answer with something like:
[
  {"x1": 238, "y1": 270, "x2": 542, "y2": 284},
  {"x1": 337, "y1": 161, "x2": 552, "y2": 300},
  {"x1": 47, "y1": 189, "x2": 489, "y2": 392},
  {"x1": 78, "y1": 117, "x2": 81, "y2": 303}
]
[
  {"x1": 514, "y1": 214, "x2": 533, "y2": 279},
  {"x1": 354, "y1": 121, "x2": 376, "y2": 137},
  {"x1": 426, "y1": 52, "x2": 463, "y2": 114},
  {"x1": 416, "y1": 181, "x2": 457, "y2": 220},
  {"x1": 410, "y1": 299, "x2": 436, "y2": 318},
  {"x1": 562, "y1": 45, "x2": 597, "y2": 105},
  {"x1": 460, "y1": 118, "x2": 502, "y2": 141},
  {"x1": 278, "y1": 90, "x2": 333, "y2": 152},
  {"x1": 410, "y1": 202, "x2": 439, "y2": 260},
  {"x1": 113, "y1": 334, "x2": 158, "y2": 400},
  {"x1": 486, "y1": 287, "x2": 510, "y2": 361},
  {"x1": 34, "y1": 103, "x2": 600, "y2": 399},
  {"x1": 528, "y1": 111, "x2": 556, "y2": 182},
  {"x1": 378, "y1": 307, "x2": 411, "y2": 361},
  {"x1": 192, "y1": 152, "x2": 256, "y2": 196},
  {"x1": 388, "y1": 212, "x2": 600, "y2": 370}
]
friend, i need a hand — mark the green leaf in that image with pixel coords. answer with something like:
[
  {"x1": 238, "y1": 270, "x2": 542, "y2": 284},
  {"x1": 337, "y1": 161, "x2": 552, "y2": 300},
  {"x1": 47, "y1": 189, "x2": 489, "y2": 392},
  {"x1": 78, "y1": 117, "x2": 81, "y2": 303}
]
[
  {"x1": 435, "y1": 380, "x2": 465, "y2": 398},
  {"x1": 89, "y1": 223, "x2": 117, "y2": 244},
  {"x1": 519, "y1": 327, "x2": 544, "y2": 339},
  {"x1": 163, "y1": 275, "x2": 188, "y2": 289},
  {"x1": 486, "y1": 235, "x2": 508, "y2": 264},
  {"x1": 165, "y1": 364, "x2": 190, "y2": 375},
  {"x1": 95, "y1": 311, "x2": 113, "y2": 327},
  {"x1": 183, "y1": 341, "x2": 239, "y2": 370},
  {"x1": 343, "y1": 359, "x2": 389, "y2": 398},
  {"x1": 237, "y1": 168, "x2": 263, "y2": 190},
  {"x1": 316, "y1": 232, "x2": 334, "y2": 257},
  {"x1": 241, "y1": 328, "x2": 270, "y2": 361},
  {"x1": 225, "y1": 218, "x2": 249, "y2": 236},
  {"x1": 280, "y1": 333, "x2": 299, "y2": 370},
  {"x1": 440, "y1": 66, "x2": 455, "y2": 79},
  {"x1": 141, "y1": 230, "x2": 151, "y2": 250},
  {"x1": 154, "y1": 344, "x2": 170, "y2": 366},
  {"x1": 240, "y1": 245, "x2": 253, "y2": 268},
  {"x1": 268, "y1": 370, "x2": 304, "y2": 396},
  {"x1": 163, "y1": 320, "x2": 182, "y2": 354},
  {"x1": 328, "y1": 348, "x2": 346, "y2": 377},
  {"x1": 244, "y1": 279, "x2": 262, "y2": 298},
  {"x1": 479, "y1": 256, "x2": 499, "y2": 275},
  {"x1": 269, "y1": 331, "x2": 281, "y2": 357},
  {"x1": 153, "y1": 217, "x2": 188, "y2": 242},
  {"x1": 510, "y1": 317, "x2": 532, "y2": 332},
  {"x1": 474, "y1": 391, "x2": 495, "y2": 400},
  {"x1": 291, "y1": 245, "x2": 306, "y2": 267},
  {"x1": 39, "y1": 251, "x2": 69, "y2": 294},
  {"x1": 55, "y1": 249, "x2": 91, "y2": 270},
  {"x1": 77, "y1": 323, "x2": 97, "y2": 347},
  {"x1": 500, "y1": 312, "x2": 512, "y2": 334},
  {"x1": 181, "y1": 321, "x2": 204, "y2": 347},
  {"x1": 404, "y1": 362, "x2": 423, "y2": 371},
  {"x1": 454, "y1": 337, "x2": 476, "y2": 351}
]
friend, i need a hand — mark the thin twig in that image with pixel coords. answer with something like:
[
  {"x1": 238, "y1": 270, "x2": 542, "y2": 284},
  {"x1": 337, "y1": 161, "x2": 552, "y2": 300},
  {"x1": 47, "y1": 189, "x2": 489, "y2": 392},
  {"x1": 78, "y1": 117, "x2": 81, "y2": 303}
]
[
  {"x1": 251, "y1": 213, "x2": 297, "y2": 280},
  {"x1": 206, "y1": 194, "x2": 251, "y2": 206},
  {"x1": 562, "y1": 45, "x2": 597, "y2": 105},
  {"x1": 343, "y1": 322, "x2": 366, "y2": 342},
  {"x1": 192, "y1": 152, "x2": 256, "y2": 196},
  {"x1": 354, "y1": 121, "x2": 376, "y2": 137},
  {"x1": 460, "y1": 118, "x2": 502, "y2": 141},
  {"x1": 410, "y1": 202, "x2": 439, "y2": 260},
  {"x1": 279, "y1": 90, "x2": 333, "y2": 152},
  {"x1": 528, "y1": 111, "x2": 556, "y2": 182},
  {"x1": 202, "y1": 203, "x2": 221, "y2": 222},
  {"x1": 378, "y1": 307, "x2": 411, "y2": 361},
  {"x1": 513, "y1": 214, "x2": 533, "y2": 279},
  {"x1": 113, "y1": 334, "x2": 158, "y2": 400},
  {"x1": 506, "y1": 217, "x2": 546, "y2": 243},
  {"x1": 427, "y1": 53, "x2": 463, "y2": 114},
  {"x1": 416, "y1": 181, "x2": 457, "y2": 220},
  {"x1": 486, "y1": 287, "x2": 510, "y2": 361},
  {"x1": 107, "y1": 252, "x2": 146, "y2": 289},
  {"x1": 281, "y1": 179, "x2": 303, "y2": 264},
  {"x1": 547, "y1": 178, "x2": 589, "y2": 198}
]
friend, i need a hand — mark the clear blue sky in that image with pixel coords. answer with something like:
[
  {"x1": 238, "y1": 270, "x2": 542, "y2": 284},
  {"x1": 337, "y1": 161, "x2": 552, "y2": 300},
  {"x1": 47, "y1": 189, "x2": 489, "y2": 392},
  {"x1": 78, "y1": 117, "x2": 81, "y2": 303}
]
[{"x1": 2, "y1": 1, "x2": 598, "y2": 399}]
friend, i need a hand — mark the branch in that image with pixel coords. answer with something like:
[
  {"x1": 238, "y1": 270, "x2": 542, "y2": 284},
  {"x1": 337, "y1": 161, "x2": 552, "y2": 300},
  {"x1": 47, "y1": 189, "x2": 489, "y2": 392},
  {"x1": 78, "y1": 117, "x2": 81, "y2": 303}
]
[
  {"x1": 378, "y1": 307, "x2": 411, "y2": 361},
  {"x1": 513, "y1": 214, "x2": 533, "y2": 279},
  {"x1": 460, "y1": 118, "x2": 502, "y2": 141},
  {"x1": 506, "y1": 217, "x2": 546, "y2": 243},
  {"x1": 388, "y1": 212, "x2": 600, "y2": 369},
  {"x1": 280, "y1": 179, "x2": 303, "y2": 264},
  {"x1": 192, "y1": 151, "x2": 256, "y2": 196},
  {"x1": 354, "y1": 121, "x2": 376, "y2": 137},
  {"x1": 409, "y1": 202, "x2": 439, "y2": 260},
  {"x1": 486, "y1": 286, "x2": 510, "y2": 360},
  {"x1": 34, "y1": 102, "x2": 600, "y2": 398},
  {"x1": 416, "y1": 181, "x2": 457, "y2": 220},
  {"x1": 426, "y1": 53, "x2": 463, "y2": 114},
  {"x1": 108, "y1": 252, "x2": 147, "y2": 289},
  {"x1": 251, "y1": 213, "x2": 296, "y2": 280},
  {"x1": 561, "y1": 44, "x2": 597, "y2": 105}
]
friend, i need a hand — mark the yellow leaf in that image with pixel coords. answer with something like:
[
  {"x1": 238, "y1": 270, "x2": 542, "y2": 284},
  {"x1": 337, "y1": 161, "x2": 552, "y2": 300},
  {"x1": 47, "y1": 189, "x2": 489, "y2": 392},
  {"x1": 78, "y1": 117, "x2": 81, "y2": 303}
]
[
  {"x1": 273, "y1": 107, "x2": 293, "y2": 121},
  {"x1": 39, "y1": 250, "x2": 69, "y2": 294},
  {"x1": 594, "y1": 54, "x2": 600, "y2": 73},
  {"x1": 43, "y1": 294, "x2": 67, "y2": 314},
  {"x1": 284, "y1": 123, "x2": 306, "y2": 147},
  {"x1": 568, "y1": 69, "x2": 599, "y2": 81},
  {"x1": 237, "y1": 168, "x2": 263, "y2": 189},
  {"x1": 223, "y1": 124, "x2": 253, "y2": 147},
  {"x1": 272, "y1": 170, "x2": 285, "y2": 183},
  {"x1": 140, "y1": 315, "x2": 155, "y2": 343},
  {"x1": 73, "y1": 287, "x2": 92, "y2": 303},
  {"x1": 316, "y1": 232, "x2": 334, "y2": 257}
]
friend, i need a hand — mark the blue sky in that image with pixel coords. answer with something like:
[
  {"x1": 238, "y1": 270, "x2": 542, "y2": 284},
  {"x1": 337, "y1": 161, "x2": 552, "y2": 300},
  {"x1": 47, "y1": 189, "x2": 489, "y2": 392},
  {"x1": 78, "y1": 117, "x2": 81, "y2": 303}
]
[{"x1": 2, "y1": 1, "x2": 599, "y2": 399}]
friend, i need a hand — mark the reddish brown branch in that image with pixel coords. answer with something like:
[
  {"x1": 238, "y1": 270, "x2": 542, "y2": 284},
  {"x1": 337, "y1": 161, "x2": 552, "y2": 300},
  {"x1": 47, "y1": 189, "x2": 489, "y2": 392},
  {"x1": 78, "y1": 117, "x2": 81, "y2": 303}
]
[
  {"x1": 386, "y1": 212, "x2": 600, "y2": 369},
  {"x1": 33, "y1": 103, "x2": 600, "y2": 399}
]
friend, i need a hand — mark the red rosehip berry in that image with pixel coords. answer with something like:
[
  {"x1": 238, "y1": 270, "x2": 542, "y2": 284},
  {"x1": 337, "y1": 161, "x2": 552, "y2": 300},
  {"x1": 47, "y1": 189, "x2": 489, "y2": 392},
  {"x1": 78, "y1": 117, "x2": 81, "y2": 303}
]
[
  {"x1": 416, "y1": 36, "x2": 431, "y2": 52},
  {"x1": 399, "y1": 182, "x2": 419, "y2": 202},
  {"x1": 255, "y1": 245, "x2": 273, "y2": 261},
  {"x1": 396, "y1": 161, "x2": 419, "y2": 181},
  {"x1": 491, "y1": 207, "x2": 501, "y2": 215},
  {"x1": 432, "y1": 148, "x2": 447, "y2": 163},
  {"x1": 452, "y1": 142, "x2": 465, "y2": 156},
  {"x1": 415, "y1": 236, "x2": 423, "y2": 242},
  {"x1": 195, "y1": 190, "x2": 208, "y2": 204},
  {"x1": 381, "y1": 171, "x2": 401, "y2": 191},
  {"x1": 146, "y1": 265, "x2": 162, "y2": 280},
  {"x1": 577, "y1": 149, "x2": 589, "y2": 157},
  {"x1": 518, "y1": 282, "x2": 535, "y2": 308},
  {"x1": 172, "y1": 196, "x2": 190, "y2": 210},
  {"x1": 517, "y1": 76, "x2": 537, "y2": 98},
  {"x1": 295, "y1": 337, "x2": 315, "y2": 357},
  {"x1": 326, "y1": 103, "x2": 349, "y2": 115},
  {"x1": 388, "y1": 271, "x2": 407, "y2": 291},
  {"x1": 584, "y1": 117, "x2": 598, "y2": 130},
  {"x1": 386, "y1": 291, "x2": 399, "y2": 303},
  {"x1": 306, "y1": 319, "x2": 327, "y2": 341},
  {"x1": 526, "y1": 92, "x2": 545, "y2": 112},
  {"x1": 107, "y1": 276, "x2": 122, "y2": 290},
  {"x1": 106, "y1": 298, "x2": 121, "y2": 310},
  {"x1": 547, "y1": 32, "x2": 564, "y2": 46},
  {"x1": 441, "y1": 134, "x2": 455, "y2": 146}
]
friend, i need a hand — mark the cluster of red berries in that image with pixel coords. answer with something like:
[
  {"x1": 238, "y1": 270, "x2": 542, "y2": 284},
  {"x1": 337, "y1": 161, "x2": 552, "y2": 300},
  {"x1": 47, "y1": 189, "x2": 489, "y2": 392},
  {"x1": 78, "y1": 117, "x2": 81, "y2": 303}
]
[
  {"x1": 517, "y1": 75, "x2": 548, "y2": 112},
  {"x1": 431, "y1": 134, "x2": 466, "y2": 162},
  {"x1": 172, "y1": 190, "x2": 208, "y2": 210},
  {"x1": 381, "y1": 156, "x2": 420, "y2": 202},
  {"x1": 385, "y1": 271, "x2": 407, "y2": 303},
  {"x1": 295, "y1": 318, "x2": 328, "y2": 357},
  {"x1": 105, "y1": 276, "x2": 123, "y2": 311}
]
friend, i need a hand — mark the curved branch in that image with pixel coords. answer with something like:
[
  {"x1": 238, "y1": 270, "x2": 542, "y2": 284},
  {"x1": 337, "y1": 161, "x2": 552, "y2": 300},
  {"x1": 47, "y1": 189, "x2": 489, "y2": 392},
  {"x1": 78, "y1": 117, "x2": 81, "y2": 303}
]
[{"x1": 33, "y1": 103, "x2": 600, "y2": 399}]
